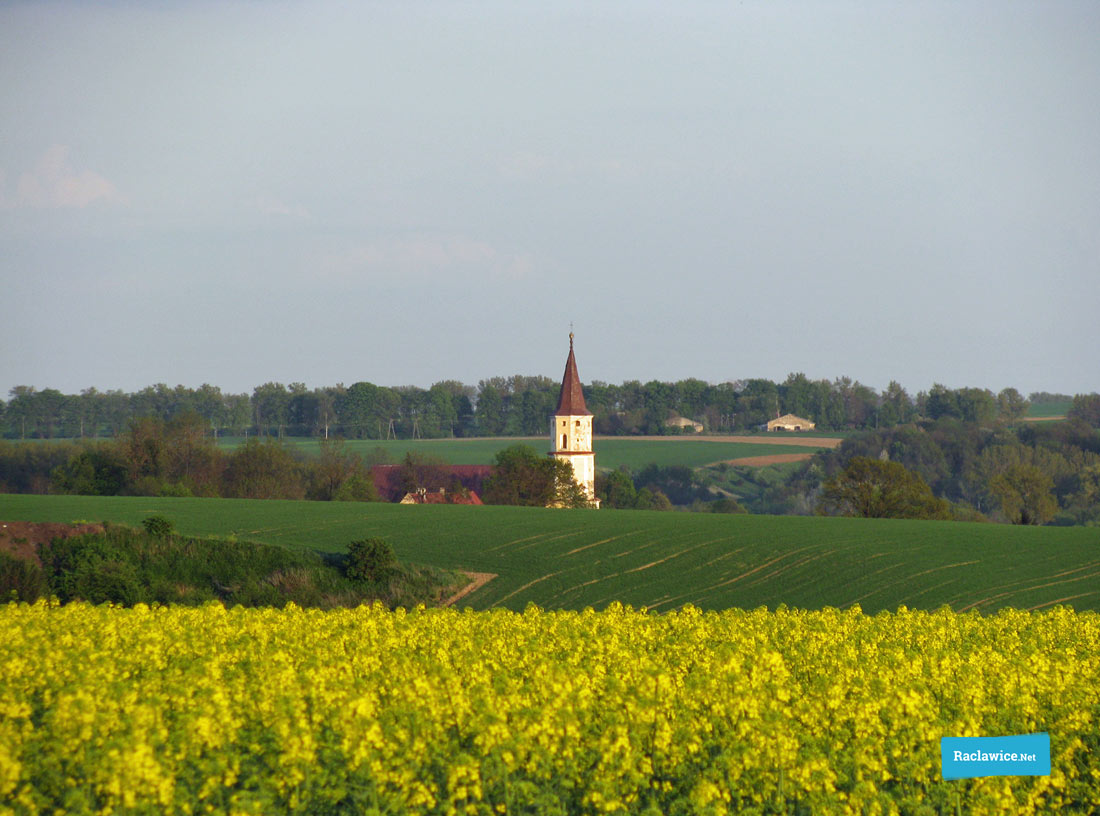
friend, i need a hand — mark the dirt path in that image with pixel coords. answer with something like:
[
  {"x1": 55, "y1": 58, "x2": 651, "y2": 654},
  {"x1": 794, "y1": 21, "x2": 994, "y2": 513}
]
[
  {"x1": 604, "y1": 434, "x2": 842, "y2": 448},
  {"x1": 441, "y1": 571, "x2": 497, "y2": 607},
  {"x1": 712, "y1": 452, "x2": 816, "y2": 467}
]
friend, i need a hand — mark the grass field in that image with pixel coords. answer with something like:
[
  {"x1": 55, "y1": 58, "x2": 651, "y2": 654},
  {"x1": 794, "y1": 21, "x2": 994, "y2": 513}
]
[
  {"x1": 4, "y1": 493, "x2": 1098, "y2": 614},
  {"x1": 1027, "y1": 400, "x2": 1071, "y2": 418},
  {"x1": 215, "y1": 435, "x2": 831, "y2": 470}
]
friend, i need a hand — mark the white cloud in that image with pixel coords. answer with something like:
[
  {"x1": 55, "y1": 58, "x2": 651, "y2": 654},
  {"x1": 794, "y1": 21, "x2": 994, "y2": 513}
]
[{"x1": 3, "y1": 145, "x2": 124, "y2": 209}]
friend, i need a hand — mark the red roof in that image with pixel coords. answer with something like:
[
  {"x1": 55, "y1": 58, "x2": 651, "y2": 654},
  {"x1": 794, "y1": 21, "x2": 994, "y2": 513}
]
[
  {"x1": 401, "y1": 489, "x2": 483, "y2": 505},
  {"x1": 554, "y1": 333, "x2": 592, "y2": 416},
  {"x1": 372, "y1": 464, "x2": 494, "y2": 502}
]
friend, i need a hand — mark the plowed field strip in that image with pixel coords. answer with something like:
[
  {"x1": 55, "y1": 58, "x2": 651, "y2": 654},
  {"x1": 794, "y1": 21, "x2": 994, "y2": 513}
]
[
  {"x1": 1029, "y1": 593, "x2": 1094, "y2": 610},
  {"x1": 568, "y1": 544, "x2": 710, "y2": 590},
  {"x1": 605, "y1": 435, "x2": 842, "y2": 448},
  {"x1": 712, "y1": 453, "x2": 816, "y2": 467},
  {"x1": 564, "y1": 533, "x2": 640, "y2": 556},
  {"x1": 953, "y1": 572, "x2": 1100, "y2": 613},
  {"x1": 704, "y1": 545, "x2": 820, "y2": 592},
  {"x1": 494, "y1": 572, "x2": 563, "y2": 605},
  {"x1": 953, "y1": 560, "x2": 1100, "y2": 608}
]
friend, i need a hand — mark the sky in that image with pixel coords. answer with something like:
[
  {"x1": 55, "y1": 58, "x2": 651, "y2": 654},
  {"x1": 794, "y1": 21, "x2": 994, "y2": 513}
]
[{"x1": 2, "y1": 1, "x2": 1098, "y2": 401}]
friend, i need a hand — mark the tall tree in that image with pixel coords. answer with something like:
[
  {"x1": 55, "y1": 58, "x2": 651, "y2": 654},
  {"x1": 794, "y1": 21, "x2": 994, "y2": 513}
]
[
  {"x1": 482, "y1": 444, "x2": 590, "y2": 508},
  {"x1": 997, "y1": 387, "x2": 1029, "y2": 423},
  {"x1": 308, "y1": 438, "x2": 377, "y2": 501},
  {"x1": 475, "y1": 382, "x2": 506, "y2": 436},
  {"x1": 252, "y1": 382, "x2": 292, "y2": 437},
  {"x1": 817, "y1": 457, "x2": 951, "y2": 520},
  {"x1": 223, "y1": 438, "x2": 304, "y2": 499},
  {"x1": 1067, "y1": 394, "x2": 1100, "y2": 429},
  {"x1": 989, "y1": 464, "x2": 1057, "y2": 525},
  {"x1": 879, "y1": 381, "x2": 915, "y2": 427},
  {"x1": 780, "y1": 373, "x2": 814, "y2": 419}
]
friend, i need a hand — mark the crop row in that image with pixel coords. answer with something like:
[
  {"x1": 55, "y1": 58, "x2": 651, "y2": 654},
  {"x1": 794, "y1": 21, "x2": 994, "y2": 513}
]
[{"x1": 1, "y1": 602, "x2": 1098, "y2": 815}]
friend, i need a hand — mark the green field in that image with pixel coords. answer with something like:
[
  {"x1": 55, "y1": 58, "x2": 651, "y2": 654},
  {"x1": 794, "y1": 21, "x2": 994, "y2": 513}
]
[
  {"x1": 1027, "y1": 400, "x2": 1071, "y2": 418},
  {"x1": 216, "y1": 435, "x2": 828, "y2": 470},
  {"x1": 4, "y1": 493, "x2": 1098, "y2": 614}
]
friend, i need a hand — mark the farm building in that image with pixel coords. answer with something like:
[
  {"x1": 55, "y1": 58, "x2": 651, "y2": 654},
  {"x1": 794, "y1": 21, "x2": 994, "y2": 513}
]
[
  {"x1": 399, "y1": 487, "x2": 483, "y2": 505},
  {"x1": 767, "y1": 413, "x2": 816, "y2": 432},
  {"x1": 371, "y1": 464, "x2": 493, "y2": 503},
  {"x1": 665, "y1": 415, "x2": 704, "y2": 433}
]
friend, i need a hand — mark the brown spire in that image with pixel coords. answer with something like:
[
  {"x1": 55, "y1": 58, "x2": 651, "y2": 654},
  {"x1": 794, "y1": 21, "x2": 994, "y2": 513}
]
[{"x1": 554, "y1": 332, "x2": 592, "y2": 416}]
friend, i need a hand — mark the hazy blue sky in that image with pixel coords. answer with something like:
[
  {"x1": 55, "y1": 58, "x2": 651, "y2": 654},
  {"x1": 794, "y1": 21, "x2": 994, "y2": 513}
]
[{"x1": 3, "y1": 1, "x2": 1098, "y2": 399}]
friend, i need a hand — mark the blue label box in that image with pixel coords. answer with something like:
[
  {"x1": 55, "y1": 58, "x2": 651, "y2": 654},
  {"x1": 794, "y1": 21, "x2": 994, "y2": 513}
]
[{"x1": 941, "y1": 733, "x2": 1051, "y2": 780}]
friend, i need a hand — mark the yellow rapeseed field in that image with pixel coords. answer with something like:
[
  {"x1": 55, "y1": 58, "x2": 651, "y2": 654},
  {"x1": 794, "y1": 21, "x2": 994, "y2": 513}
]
[{"x1": 1, "y1": 601, "x2": 1097, "y2": 815}]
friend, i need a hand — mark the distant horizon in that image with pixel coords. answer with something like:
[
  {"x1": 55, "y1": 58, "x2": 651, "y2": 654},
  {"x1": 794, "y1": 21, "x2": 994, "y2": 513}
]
[{"x1": 2, "y1": 369, "x2": 1085, "y2": 402}]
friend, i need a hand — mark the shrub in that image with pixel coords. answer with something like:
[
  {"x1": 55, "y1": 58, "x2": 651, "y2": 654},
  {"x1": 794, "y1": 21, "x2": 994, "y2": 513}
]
[
  {"x1": 0, "y1": 552, "x2": 46, "y2": 602},
  {"x1": 141, "y1": 515, "x2": 175, "y2": 537},
  {"x1": 69, "y1": 558, "x2": 146, "y2": 605},
  {"x1": 706, "y1": 497, "x2": 748, "y2": 514},
  {"x1": 346, "y1": 538, "x2": 396, "y2": 583}
]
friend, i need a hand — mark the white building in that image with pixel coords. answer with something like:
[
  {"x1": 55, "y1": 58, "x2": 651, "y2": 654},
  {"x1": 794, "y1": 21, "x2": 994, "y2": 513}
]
[
  {"x1": 549, "y1": 333, "x2": 598, "y2": 506},
  {"x1": 767, "y1": 413, "x2": 816, "y2": 432}
]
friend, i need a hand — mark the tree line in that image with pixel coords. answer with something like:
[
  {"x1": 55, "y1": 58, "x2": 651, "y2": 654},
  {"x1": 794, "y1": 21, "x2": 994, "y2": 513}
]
[
  {"x1": 3, "y1": 377, "x2": 1090, "y2": 440},
  {"x1": 0, "y1": 415, "x2": 380, "y2": 501}
]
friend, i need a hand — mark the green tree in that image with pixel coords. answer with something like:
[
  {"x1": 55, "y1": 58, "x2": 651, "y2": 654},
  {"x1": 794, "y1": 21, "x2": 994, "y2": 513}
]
[
  {"x1": 223, "y1": 393, "x2": 252, "y2": 435},
  {"x1": 308, "y1": 438, "x2": 377, "y2": 502},
  {"x1": 598, "y1": 469, "x2": 638, "y2": 509},
  {"x1": 780, "y1": 373, "x2": 814, "y2": 420},
  {"x1": 482, "y1": 444, "x2": 590, "y2": 508},
  {"x1": 252, "y1": 382, "x2": 291, "y2": 438},
  {"x1": 922, "y1": 384, "x2": 959, "y2": 421},
  {"x1": 705, "y1": 497, "x2": 748, "y2": 514},
  {"x1": 956, "y1": 387, "x2": 997, "y2": 425},
  {"x1": 223, "y1": 438, "x2": 305, "y2": 499},
  {"x1": 635, "y1": 464, "x2": 708, "y2": 506},
  {"x1": 634, "y1": 487, "x2": 672, "y2": 511},
  {"x1": 1067, "y1": 393, "x2": 1100, "y2": 429},
  {"x1": 50, "y1": 445, "x2": 129, "y2": 496},
  {"x1": 346, "y1": 538, "x2": 396, "y2": 583},
  {"x1": 879, "y1": 381, "x2": 916, "y2": 427},
  {"x1": 475, "y1": 382, "x2": 506, "y2": 435},
  {"x1": 988, "y1": 464, "x2": 1057, "y2": 525},
  {"x1": 817, "y1": 457, "x2": 951, "y2": 520},
  {"x1": 996, "y1": 387, "x2": 1030, "y2": 423}
]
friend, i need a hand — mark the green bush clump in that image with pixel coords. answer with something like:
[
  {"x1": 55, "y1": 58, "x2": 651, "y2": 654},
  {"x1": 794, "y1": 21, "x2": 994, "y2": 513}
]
[
  {"x1": 32, "y1": 525, "x2": 454, "y2": 610},
  {"x1": 141, "y1": 514, "x2": 175, "y2": 537},
  {"x1": 0, "y1": 551, "x2": 46, "y2": 602},
  {"x1": 346, "y1": 537, "x2": 396, "y2": 583}
]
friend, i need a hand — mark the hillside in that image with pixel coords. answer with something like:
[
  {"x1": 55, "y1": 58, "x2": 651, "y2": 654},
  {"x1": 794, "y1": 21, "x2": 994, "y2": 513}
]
[
  {"x1": 212, "y1": 434, "x2": 837, "y2": 470},
  {"x1": 3, "y1": 494, "x2": 1098, "y2": 613}
]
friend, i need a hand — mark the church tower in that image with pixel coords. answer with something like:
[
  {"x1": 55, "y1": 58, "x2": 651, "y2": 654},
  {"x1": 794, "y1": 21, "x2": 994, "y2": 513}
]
[{"x1": 550, "y1": 333, "x2": 598, "y2": 506}]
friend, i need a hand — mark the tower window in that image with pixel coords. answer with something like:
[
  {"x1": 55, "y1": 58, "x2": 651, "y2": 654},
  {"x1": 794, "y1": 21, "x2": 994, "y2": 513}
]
[{"x1": 562, "y1": 434, "x2": 567, "y2": 449}]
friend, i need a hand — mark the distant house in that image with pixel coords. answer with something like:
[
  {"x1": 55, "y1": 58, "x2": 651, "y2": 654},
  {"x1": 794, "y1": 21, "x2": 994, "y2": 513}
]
[
  {"x1": 665, "y1": 415, "x2": 704, "y2": 433},
  {"x1": 372, "y1": 464, "x2": 494, "y2": 503},
  {"x1": 767, "y1": 413, "x2": 816, "y2": 432},
  {"x1": 399, "y1": 487, "x2": 483, "y2": 505}
]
